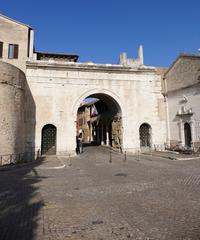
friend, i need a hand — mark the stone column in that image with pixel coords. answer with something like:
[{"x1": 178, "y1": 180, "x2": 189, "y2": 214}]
[
  {"x1": 189, "y1": 119, "x2": 195, "y2": 148},
  {"x1": 178, "y1": 119, "x2": 184, "y2": 147},
  {"x1": 106, "y1": 127, "x2": 109, "y2": 146},
  {"x1": 90, "y1": 123, "x2": 93, "y2": 142},
  {"x1": 138, "y1": 45, "x2": 144, "y2": 65},
  {"x1": 93, "y1": 125, "x2": 96, "y2": 142},
  {"x1": 164, "y1": 96, "x2": 171, "y2": 147},
  {"x1": 101, "y1": 125, "x2": 104, "y2": 145}
]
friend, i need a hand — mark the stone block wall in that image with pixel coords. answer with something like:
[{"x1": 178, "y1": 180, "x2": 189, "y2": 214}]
[
  {"x1": 0, "y1": 61, "x2": 26, "y2": 155},
  {"x1": 26, "y1": 61, "x2": 167, "y2": 155},
  {"x1": 165, "y1": 56, "x2": 200, "y2": 92}
]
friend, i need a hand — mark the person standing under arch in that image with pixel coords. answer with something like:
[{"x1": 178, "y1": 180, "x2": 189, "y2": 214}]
[{"x1": 76, "y1": 133, "x2": 83, "y2": 154}]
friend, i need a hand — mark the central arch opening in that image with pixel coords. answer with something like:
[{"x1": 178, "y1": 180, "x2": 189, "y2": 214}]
[{"x1": 76, "y1": 93, "x2": 122, "y2": 152}]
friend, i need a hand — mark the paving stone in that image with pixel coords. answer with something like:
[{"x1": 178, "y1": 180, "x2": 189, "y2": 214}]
[{"x1": 1, "y1": 146, "x2": 200, "y2": 239}]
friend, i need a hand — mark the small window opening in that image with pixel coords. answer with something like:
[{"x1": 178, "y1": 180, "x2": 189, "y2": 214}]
[{"x1": 8, "y1": 44, "x2": 19, "y2": 59}]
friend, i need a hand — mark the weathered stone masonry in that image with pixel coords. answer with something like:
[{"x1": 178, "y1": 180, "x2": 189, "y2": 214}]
[
  {"x1": 0, "y1": 61, "x2": 26, "y2": 155},
  {"x1": 0, "y1": 14, "x2": 167, "y2": 159}
]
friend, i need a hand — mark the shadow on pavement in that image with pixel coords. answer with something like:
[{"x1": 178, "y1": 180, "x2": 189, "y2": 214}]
[{"x1": 0, "y1": 158, "x2": 46, "y2": 240}]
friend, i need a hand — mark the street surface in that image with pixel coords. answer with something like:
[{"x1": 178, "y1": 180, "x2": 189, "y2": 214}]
[{"x1": 1, "y1": 146, "x2": 200, "y2": 240}]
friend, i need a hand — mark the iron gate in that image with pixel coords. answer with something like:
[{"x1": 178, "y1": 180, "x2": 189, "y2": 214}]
[
  {"x1": 41, "y1": 124, "x2": 57, "y2": 155},
  {"x1": 139, "y1": 123, "x2": 151, "y2": 147}
]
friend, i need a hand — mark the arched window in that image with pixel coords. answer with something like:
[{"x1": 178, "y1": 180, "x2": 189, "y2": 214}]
[
  {"x1": 139, "y1": 123, "x2": 151, "y2": 147},
  {"x1": 41, "y1": 124, "x2": 57, "y2": 155}
]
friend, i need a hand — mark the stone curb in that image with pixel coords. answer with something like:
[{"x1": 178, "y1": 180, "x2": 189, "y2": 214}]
[
  {"x1": 0, "y1": 157, "x2": 44, "y2": 171},
  {"x1": 143, "y1": 152, "x2": 200, "y2": 161},
  {"x1": 175, "y1": 157, "x2": 200, "y2": 161}
]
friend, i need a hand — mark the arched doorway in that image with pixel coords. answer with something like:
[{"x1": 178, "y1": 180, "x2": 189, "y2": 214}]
[
  {"x1": 76, "y1": 93, "x2": 122, "y2": 151},
  {"x1": 139, "y1": 123, "x2": 151, "y2": 151},
  {"x1": 184, "y1": 122, "x2": 191, "y2": 148},
  {"x1": 41, "y1": 124, "x2": 57, "y2": 155}
]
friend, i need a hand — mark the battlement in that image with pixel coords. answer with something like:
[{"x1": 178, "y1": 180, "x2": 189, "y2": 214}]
[{"x1": 119, "y1": 45, "x2": 144, "y2": 68}]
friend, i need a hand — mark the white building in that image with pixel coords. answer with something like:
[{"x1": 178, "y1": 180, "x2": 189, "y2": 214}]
[{"x1": 163, "y1": 54, "x2": 200, "y2": 151}]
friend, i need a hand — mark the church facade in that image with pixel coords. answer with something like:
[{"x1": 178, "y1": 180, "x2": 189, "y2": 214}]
[
  {"x1": 0, "y1": 14, "x2": 167, "y2": 160},
  {"x1": 163, "y1": 54, "x2": 200, "y2": 152}
]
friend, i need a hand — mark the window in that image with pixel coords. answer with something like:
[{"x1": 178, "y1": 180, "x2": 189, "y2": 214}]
[
  {"x1": 0, "y1": 42, "x2": 3, "y2": 58},
  {"x1": 8, "y1": 44, "x2": 18, "y2": 59}
]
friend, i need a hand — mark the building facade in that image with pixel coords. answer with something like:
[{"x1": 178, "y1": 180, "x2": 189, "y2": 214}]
[
  {"x1": 76, "y1": 100, "x2": 98, "y2": 143},
  {"x1": 163, "y1": 54, "x2": 200, "y2": 151},
  {"x1": 0, "y1": 14, "x2": 167, "y2": 159},
  {"x1": 0, "y1": 14, "x2": 34, "y2": 71}
]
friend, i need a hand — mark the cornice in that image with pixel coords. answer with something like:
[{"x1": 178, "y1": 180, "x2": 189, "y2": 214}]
[{"x1": 26, "y1": 60, "x2": 156, "y2": 74}]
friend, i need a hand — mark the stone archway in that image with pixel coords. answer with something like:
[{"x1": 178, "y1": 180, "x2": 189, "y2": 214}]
[
  {"x1": 41, "y1": 124, "x2": 57, "y2": 155},
  {"x1": 75, "y1": 92, "x2": 123, "y2": 151}
]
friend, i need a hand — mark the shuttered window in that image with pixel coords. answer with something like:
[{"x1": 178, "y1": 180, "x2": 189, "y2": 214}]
[
  {"x1": 8, "y1": 44, "x2": 19, "y2": 59},
  {"x1": 0, "y1": 42, "x2": 3, "y2": 58}
]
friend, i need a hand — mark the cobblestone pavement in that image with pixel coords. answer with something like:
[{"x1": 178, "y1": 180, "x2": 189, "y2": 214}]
[{"x1": 1, "y1": 146, "x2": 200, "y2": 240}]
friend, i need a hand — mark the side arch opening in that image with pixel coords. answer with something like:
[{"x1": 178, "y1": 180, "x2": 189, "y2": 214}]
[
  {"x1": 139, "y1": 123, "x2": 152, "y2": 152},
  {"x1": 41, "y1": 124, "x2": 57, "y2": 155}
]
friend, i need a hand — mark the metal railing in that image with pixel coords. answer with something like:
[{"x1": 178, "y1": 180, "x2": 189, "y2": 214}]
[{"x1": 0, "y1": 150, "x2": 41, "y2": 167}]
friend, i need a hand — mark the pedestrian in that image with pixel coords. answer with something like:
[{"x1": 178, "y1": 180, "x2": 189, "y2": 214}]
[
  {"x1": 76, "y1": 135, "x2": 80, "y2": 154},
  {"x1": 78, "y1": 133, "x2": 83, "y2": 153}
]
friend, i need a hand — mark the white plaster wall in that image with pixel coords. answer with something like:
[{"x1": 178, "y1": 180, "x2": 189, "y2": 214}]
[
  {"x1": 167, "y1": 85, "x2": 200, "y2": 144},
  {"x1": 26, "y1": 61, "x2": 166, "y2": 154}
]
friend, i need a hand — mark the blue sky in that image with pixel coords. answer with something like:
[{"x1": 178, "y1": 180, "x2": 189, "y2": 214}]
[{"x1": 0, "y1": 0, "x2": 200, "y2": 67}]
